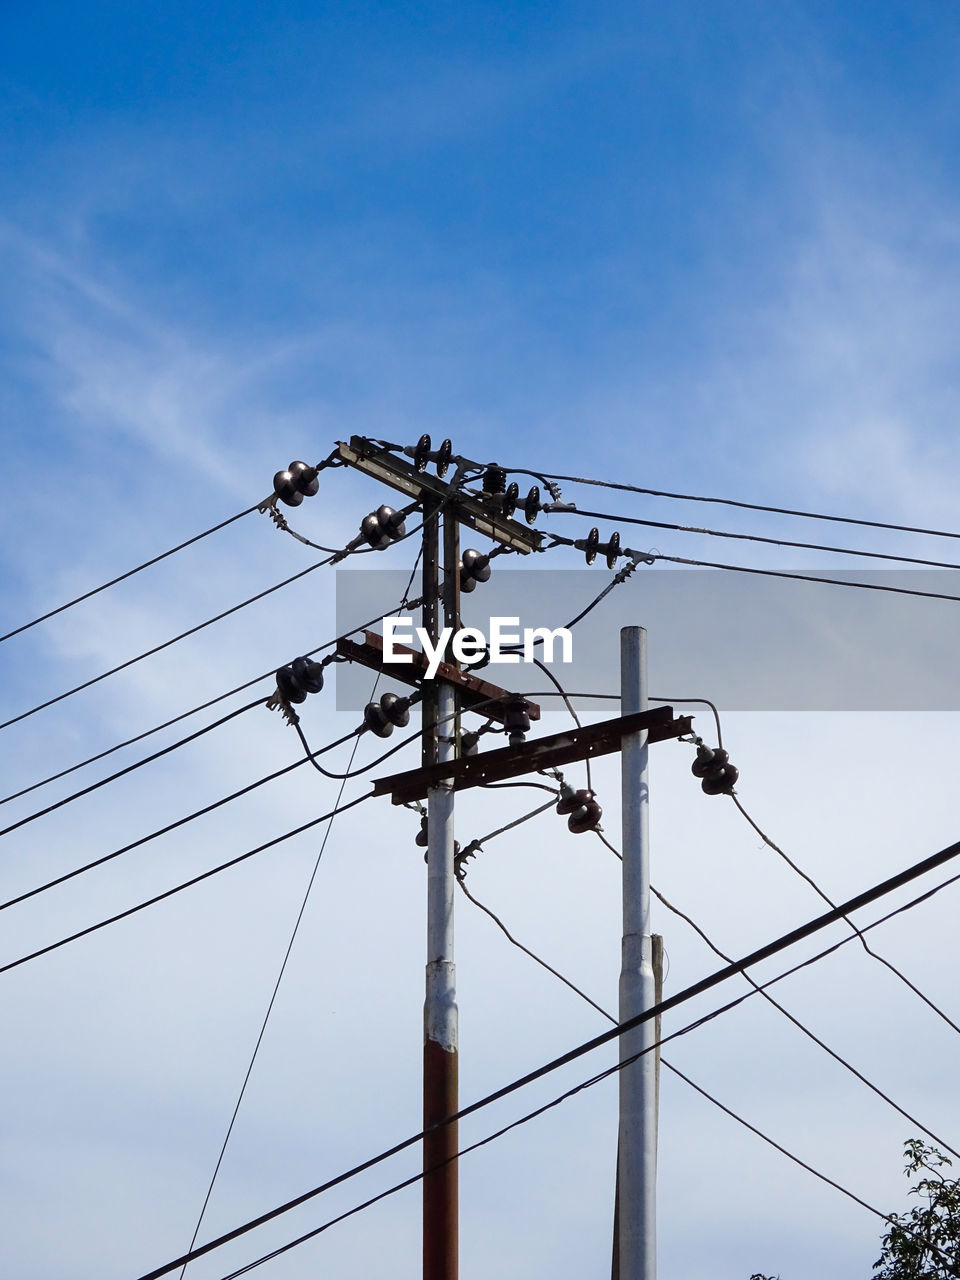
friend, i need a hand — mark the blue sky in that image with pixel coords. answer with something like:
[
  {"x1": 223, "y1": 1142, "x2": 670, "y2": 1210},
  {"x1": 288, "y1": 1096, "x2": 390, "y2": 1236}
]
[{"x1": 2, "y1": 4, "x2": 960, "y2": 1279}]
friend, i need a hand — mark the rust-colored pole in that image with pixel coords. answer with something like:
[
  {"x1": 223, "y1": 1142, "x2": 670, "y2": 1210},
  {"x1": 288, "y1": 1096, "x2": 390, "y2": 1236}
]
[{"x1": 422, "y1": 500, "x2": 459, "y2": 1280}]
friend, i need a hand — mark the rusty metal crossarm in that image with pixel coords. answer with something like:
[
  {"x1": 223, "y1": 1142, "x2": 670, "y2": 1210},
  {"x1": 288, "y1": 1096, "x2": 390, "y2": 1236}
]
[
  {"x1": 336, "y1": 631, "x2": 541, "y2": 725},
  {"x1": 336, "y1": 437, "x2": 543, "y2": 553},
  {"x1": 373, "y1": 707, "x2": 692, "y2": 804}
]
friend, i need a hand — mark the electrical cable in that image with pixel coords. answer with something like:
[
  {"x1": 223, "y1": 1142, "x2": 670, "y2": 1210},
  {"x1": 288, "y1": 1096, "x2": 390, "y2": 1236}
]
[
  {"x1": 456, "y1": 862, "x2": 887, "y2": 1223},
  {"x1": 0, "y1": 503, "x2": 261, "y2": 646},
  {"x1": 640, "y1": 550, "x2": 960, "y2": 606},
  {"x1": 0, "y1": 519, "x2": 427, "y2": 736},
  {"x1": 175, "y1": 542, "x2": 428, "y2": 1277},
  {"x1": 644, "y1": 874, "x2": 960, "y2": 1160},
  {"x1": 521, "y1": 467, "x2": 960, "y2": 543},
  {"x1": 132, "y1": 832, "x2": 960, "y2": 1280},
  {"x1": 0, "y1": 698, "x2": 267, "y2": 839},
  {"x1": 0, "y1": 598, "x2": 425, "y2": 810},
  {"x1": 0, "y1": 555, "x2": 336, "y2": 735},
  {"x1": 543, "y1": 504, "x2": 960, "y2": 572},
  {"x1": 0, "y1": 792, "x2": 373, "y2": 977},
  {"x1": 729, "y1": 793, "x2": 960, "y2": 1038},
  {"x1": 0, "y1": 752, "x2": 318, "y2": 915},
  {"x1": 525, "y1": 654, "x2": 591, "y2": 790}
]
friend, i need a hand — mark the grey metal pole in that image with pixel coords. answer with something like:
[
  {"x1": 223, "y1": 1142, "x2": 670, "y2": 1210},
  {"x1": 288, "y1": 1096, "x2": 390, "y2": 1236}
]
[
  {"x1": 618, "y1": 626, "x2": 657, "y2": 1280},
  {"x1": 423, "y1": 503, "x2": 459, "y2": 1280}
]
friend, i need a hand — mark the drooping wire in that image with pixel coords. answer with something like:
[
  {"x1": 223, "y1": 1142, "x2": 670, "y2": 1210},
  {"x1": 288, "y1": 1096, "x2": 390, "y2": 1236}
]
[
  {"x1": 456, "y1": 850, "x2": 886, "y2": 1223},
  {"x1": 729, "y1": 793, "x2": 960, "y2": 1038},
  {"x1": 519, "y1": 467, "x2": 960, "y2": 542},
  {"x1": 131, "y1": 835, "x2": 960, "y2": 1280},
  {"x1": 0, "y1": 503, "x2": 262, "y2": 646}
]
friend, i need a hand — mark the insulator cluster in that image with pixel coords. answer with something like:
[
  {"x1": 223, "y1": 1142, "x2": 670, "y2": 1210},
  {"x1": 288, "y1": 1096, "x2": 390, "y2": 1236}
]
[
  {"x1": 275, "y1": 656, "x2": 325, "y2": 704},
  {"x1": 460, "y1": 548, "x2": 491, "y2": 593},
  {"x1": 360, "y1": 504, "x2": 407, "y2": 549},
  {"x1": 691, "y1": 744, "x2": 739, "y2": 795},
  {"x1": 410, "y1": 434, "x2": 454, "y2": 476},
  {"x1": 273, "y1": 461, "x2": 320, "y2": 507},
  {"x1": 556, "y1": 782, "x2": 602, "y2": 834},
  {"x1": 480, "y1": 466, "x2": 541, "y2": 525},
  {"x1": 578, "y1": 527, "x2": 622, "y2": 568},
  {"x1": 363, "y1": 691, "x2": 413, "y2": 738}
]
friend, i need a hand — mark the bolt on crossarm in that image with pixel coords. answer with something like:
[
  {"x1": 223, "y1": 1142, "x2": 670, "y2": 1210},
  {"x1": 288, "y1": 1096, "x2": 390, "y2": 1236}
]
[{"x1": 422, "y1": 497, "x2": 460, "y2": 1280}]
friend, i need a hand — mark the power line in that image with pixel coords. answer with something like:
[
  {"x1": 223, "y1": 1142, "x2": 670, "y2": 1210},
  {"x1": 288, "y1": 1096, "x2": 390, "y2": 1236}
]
[
  {"x1": 0, "y1": 792, "x2": 373, "y2": 977},
  {"x1": 598, "y1": 829, "x2": 960, "y2": 1157},
  {"x1": 0, "y1": 555, "x2": 335, "y2": 735},
  {"x1": 0, "y1": 599, "x2": 424, "y2": 810},
  {"x1": 132, "y1": 831, "x2": 960, "y2": 1280},
  {"x1": 644, "y1": 877, "x2": 960, "y2": 1160},
  {"x1": 729, "y1": 793, "x2": 960, "y2": 1039},
  {"x1": 0, "y1": 698, "x2": 267, "y2": 840},
  {"x1": 541, "y1": 504, "x2": 960, "y2": 571},
  {"x1": 642, "y1": 550, "x2": 960, "y2": 605},
  {"x1": 519, "y1": 467, "x2": 960, "y2": 543},
  {"x1": 0, "y1": 503, "x2": 261, "y2": 646},
  {"x1": 457, "y1": 859, "x2": 887, "y2": 1223},
  {"x1": 175, "y1": 541, "x2": 428, "y2": 1277},
  {"x1": 0, "y1": 515, "x2": 431, "y2": 737}
]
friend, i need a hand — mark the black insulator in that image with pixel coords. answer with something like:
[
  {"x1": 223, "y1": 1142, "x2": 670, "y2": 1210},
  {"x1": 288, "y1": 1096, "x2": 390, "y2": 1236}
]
[
  {"x1": 524, "y1": 485, "x2": 541, "y2": 524},
  {"x1": 290, "y1": 655, "x2": 325, "y2": 694},
  {"x1": 360, "y1": 504, "x2": 406, "y2": 549},
  {"x1": 276, "y1": 655, "x2": 325, "y2": 704},
  {"x1": 503, "y1": 481, "x2": 520, "y2": 519},
  {"x1": 273, "y1": 469, "x2": 305, "y2": 507},
  {"x1": 483, "y1": 464, "x2": 507, "y2": 494},
  {"x1": 413, "y1": 433, "x2": 432, "y2": 473},
  {"x1": 460, "y1": 548, "x2": 491, "y2": 593},
  {"x1": 360, "y1": 511, "x2": 389, "y2": 549},
  {"x1": 379, "y1": 691, "x2": 410, "y2": 728},
  {"x1": 435, "y1": 438, "x2": 453, "y2": 477},
  {"x1": 363, "y1": 700, "x2": 394, "y2": 737},
  {"x1": 692, "y1": 745, "x2": 738, "y2": 795},
  {"x1": 377, "y1": 504, "x2": 406, "y2": 541},
  {"x1": 415, "y1": 816, "x2": 429, "y2": 847},
  {"x1": 504, "y1": 695, "x2": 531, "y2": 747},
  {"x1": 557, "y1": 785, "x2": 602, "y2": 832},
  {"x1": 701, "y1": 764, "x2": 739, "y2": 796},
  {"x1": 287, "y1": 460, "x2": 319, "y2": 497},
  {"x1": 604, "y1": 531, "x2": 621, "y2": 570},
  {"x1": 568, "y1": 794, "x2": 603, "y2": 834},
  {"x1": 583, "y1": 527, "x2": 600, "y2": 565}
]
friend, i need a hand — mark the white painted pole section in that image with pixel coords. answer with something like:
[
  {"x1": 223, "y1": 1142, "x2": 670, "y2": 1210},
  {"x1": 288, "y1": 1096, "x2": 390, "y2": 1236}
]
[
  {"x1": 619, "y1": 626, "x2": 657, "y2": 1280},
  {"x1": 425, "y1": 680, "x2": 457, "y2": 1052}
]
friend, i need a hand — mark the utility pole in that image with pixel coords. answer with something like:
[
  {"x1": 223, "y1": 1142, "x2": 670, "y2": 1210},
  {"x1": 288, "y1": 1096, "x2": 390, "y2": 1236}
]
[
  {"x1": 618, "y1": 625, "x2": 657, "y2": 1280},
  {"x1": 327, "y1": 439, "x2": 692, "y2": 1280},
  {"x1": 422, "y1": 498, "x2": 460, "y2": 1280}
]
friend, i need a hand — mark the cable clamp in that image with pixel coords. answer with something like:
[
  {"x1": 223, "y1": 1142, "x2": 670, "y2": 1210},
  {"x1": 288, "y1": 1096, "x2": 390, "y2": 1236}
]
[{"x1": 265, "y1": 688, "x2": 300, "y2": 727}]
